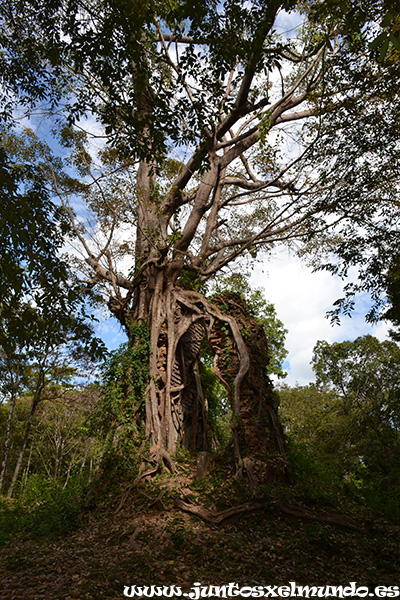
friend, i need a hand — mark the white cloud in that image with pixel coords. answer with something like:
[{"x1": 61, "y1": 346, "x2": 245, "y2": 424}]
[
  {"x1": 251, "y1": 252, "x2": 390, "y2": 386},
  {"x1": 275, "y1": 9, "x2": 303, "y2": 37}
]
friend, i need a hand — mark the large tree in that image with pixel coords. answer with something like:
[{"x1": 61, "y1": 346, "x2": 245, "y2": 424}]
[
  {"x1": 278, "y1": 336, "x2": 400, "y2": 518},
  {"x1": 311, "y1": 335, "x2": 400, "y2": 483},
  {"x1": 1, "y1": 0, "x2": 399, "y2": 478}
]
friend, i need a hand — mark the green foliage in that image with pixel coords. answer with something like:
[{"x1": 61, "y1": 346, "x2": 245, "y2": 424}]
[
  {"x1": 29, "y1": 389, "x2": 101, "y2": 482},
  {"x1": 0, "y1": 127, "x2": 106, "y2": 384},
  {"x1": 1, "y1": 0, "x2": 399, "y2": 324},
  {"x1": 0, "y1": 475, "x2": 85, "y2": 544},
  {"x1": 283, "y1": 438, "x2": 341, "y2": 505},
  {"x1": 98, "y1": 324, "x2": 150, "y2": 428},
  {"x1": 0, "y1": 135, "x2": 67, "y2": 302},
  {"x1": 355, "y1": 477, "x2": 400, "y2": 524},
  {"x1": 198, "y1": 338, "x2": 232, "y2": 447},
  {"x1": 177, "y1": 267, "x2": 208, "y2": 293},
  {"x1": 0, "y1": 386, "x2": 101, "y2": 493},
  {"x1": 91, "y1": 324, "x2": 150, "y2": 481},
  {"x1": 308, "y1": 0, "x2": 400, "y2": 60},
  {"x1": 279, "y1": 383, "x2": 345, "y2": 491},
  {"x1": 302, "y1": 13, "x2": 400, "y2": 323},
  {"x1": 279, "y1": 383, "x2": 343, "y2": 455},
  {"x1": 1, "y1": 0, "x2": 400, "y2": 493},
  {"x1": 279, "y1": 335, "x2": 400, "y2": 521},
  {"x1": 312, "y1": 336, "x2": 400, "y2": 498},
  {"x1": 0, "y1": 396, "x2": 31, "y2": 483},
  {"x1": 0, "y1": 0, "x2": 292, "y2": 161},
  {"x1": 384, "y1": 254, "x2": 400, "y2": 342}
]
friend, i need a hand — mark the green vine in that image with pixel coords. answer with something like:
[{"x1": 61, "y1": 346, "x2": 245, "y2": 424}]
[
  {"x1": 220, "y1": 323, "x2": 231, "y2": 369},
  {"x1": 90, "y1": 323, "x2": 150, "y2": 478}
]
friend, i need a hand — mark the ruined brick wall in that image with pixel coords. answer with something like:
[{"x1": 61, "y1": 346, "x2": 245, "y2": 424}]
[{"x1": 210, "y1": 293, "x2": 287, "y2": 483}]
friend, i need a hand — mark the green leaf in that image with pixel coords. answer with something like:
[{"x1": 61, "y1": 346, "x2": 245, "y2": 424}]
[
  {"x1": 379, "y1": 37, "x2": 390, "y2": 60},
  {"x1": 369, "y1": 31, "x2": 387, "y2": 49}
]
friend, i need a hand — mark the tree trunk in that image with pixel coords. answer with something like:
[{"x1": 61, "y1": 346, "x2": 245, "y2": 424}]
[
  {"x1": 111, "y1": 271, "x2": 287, "y2": 485},
  {"x1": 209, "y1": 293, "x2": 287, "y2": 485},
  {"x1": 140, "y1": 277, "x2": 212, "y2": 462},
  {"x1": 105, "y1": 158, "x2": 287, "y2": 483},
  {"x1": 0, "y1": 391, "x2": 17, "y2": 493},
  {"x1": 21, "y1": 433, "x2": 35, "y2": 494},
  {"x1": 7, "y1": 393, "x2": 41, "y2": 498}
]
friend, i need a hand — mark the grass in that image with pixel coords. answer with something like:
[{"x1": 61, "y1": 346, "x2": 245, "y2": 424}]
[{"x1": 0, "y1": 474, "x2": 85, "y2": 545}]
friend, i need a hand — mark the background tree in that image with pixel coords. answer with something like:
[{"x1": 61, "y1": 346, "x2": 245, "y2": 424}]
[
  {"x1": 1, "y1": 0, "x2": 399, "y2": 477},
  {"x1": 383, "y1": 255, "x2": 400, "y2": 342},
  {"x1": 23, "y1": 386, "x2": 101, "y2": 490},
  {"x1": 90, "y1": 325, "x2": 151, "y2": 481},
  {"x1": 0, "y1": 131, "x2": 106, "y2": 496},
  {"x1": 0, "y1": 304, "x2": 34, "y2": 492},
  {"x1": 5, "y1": 333, "x2": 99, "y2": 499},
  {"x1": 278, "y1": 382, "x2": 344, "y2": 492},
  {"x1": 279, "y1": 335, "x2": 400, "y2": 519},
  {"x1": 312, "y1": 335, "x2": 400, "y2": 479}
]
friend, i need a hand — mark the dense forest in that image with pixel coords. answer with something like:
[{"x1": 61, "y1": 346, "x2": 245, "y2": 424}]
[{"x1": 1, "y1": 0, "x2": 400, "y2": 596}]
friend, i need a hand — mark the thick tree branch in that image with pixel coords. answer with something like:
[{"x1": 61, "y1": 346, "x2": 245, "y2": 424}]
[{"x1": 85, "y1": 254, "x2": 134, "y2": 291}]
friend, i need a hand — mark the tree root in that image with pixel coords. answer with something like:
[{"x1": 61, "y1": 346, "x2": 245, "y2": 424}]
[
  {"x1": 174, "y1": 498, "x2": 364, "y2": 531},
  {"x1": 114, "y1": 448, "x2": 178, "y2": 514},
  {"x1": 174, "y1": 499, "x2": 260, "y2": 524},
  {"x1": 149, "y1": 448, "x2": 176, "y2": 472},
  {"x1": 114, "y1": 466, "x2": 160, "y2": 514}
]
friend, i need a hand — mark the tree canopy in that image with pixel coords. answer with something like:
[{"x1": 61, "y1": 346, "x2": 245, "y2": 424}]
[
  {"x1": 1, "y1": 0, "x2": 398, "y2": 310},
  {"x1": 311, "y1": 334, "x2": 400, "y2": 482}
]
